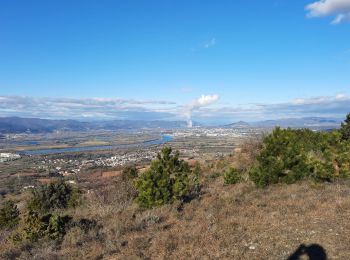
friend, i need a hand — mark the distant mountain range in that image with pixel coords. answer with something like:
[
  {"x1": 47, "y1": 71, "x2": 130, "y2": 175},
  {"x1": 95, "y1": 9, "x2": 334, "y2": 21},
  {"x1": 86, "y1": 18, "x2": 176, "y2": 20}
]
[
  {"x1": 0, "y1": 117, "x2": 188, "y2": 134},
  {"x1": 224, "y1": 117, "x2": 343, "y2": 130},
  {"x1": 223, "y1": 121, "x2": 251, "y2": 128},
  {"x1": 0, "y1": 116, "x2": 344, "y2": 134}
]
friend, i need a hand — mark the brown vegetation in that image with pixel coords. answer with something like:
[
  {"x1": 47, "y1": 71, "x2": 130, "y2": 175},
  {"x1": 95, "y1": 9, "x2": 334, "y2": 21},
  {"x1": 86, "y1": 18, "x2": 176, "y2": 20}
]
[{"x1": 2, "y1": 163, "x2": 350, "y2": 259}]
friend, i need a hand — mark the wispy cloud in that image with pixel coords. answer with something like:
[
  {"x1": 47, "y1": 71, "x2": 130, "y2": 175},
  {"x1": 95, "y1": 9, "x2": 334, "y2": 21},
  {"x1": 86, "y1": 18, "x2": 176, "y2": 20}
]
[
  {"x1": 0, "y1": 96, "x2": 177, "y2": 121},
  {"x1": 0, "y1": 94, "x2": 349, "y2": 123},
  {"x1": 305, "y1": 0, "x2": 350, "y2": 24},
  {"x1": 190, "y1": 37, "x2": 217, "y2": 52},
  {"x1": 190, "y1": 94, "x2": 350, "y2": 122},
  {"x1": 260, "y1": 94, "x2": 350, "y2": 116},
  {"x1": 204, "y1": 38, "x2": 216, "y2": 48}
]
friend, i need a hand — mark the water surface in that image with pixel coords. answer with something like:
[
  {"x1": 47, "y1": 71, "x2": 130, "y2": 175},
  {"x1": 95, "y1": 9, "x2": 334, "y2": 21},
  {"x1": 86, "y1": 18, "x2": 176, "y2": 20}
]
[{"x1": 19, "y1": 135, "x2": 173, "y2": 156}]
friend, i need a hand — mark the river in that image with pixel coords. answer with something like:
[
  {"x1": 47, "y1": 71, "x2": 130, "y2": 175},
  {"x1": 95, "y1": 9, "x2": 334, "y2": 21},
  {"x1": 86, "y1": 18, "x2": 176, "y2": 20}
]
[{"x1": 19, "y1": 135, "x2": 173, "y2": 156}]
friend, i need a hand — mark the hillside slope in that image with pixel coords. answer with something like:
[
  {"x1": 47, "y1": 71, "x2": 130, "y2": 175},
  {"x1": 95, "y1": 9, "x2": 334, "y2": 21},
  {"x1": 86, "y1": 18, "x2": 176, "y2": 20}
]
[
  {"x1": 108, "y1": 179, "x2": 350, "y2": 259},
  {"x1": 2, "y1": 176, "x2": 349, "y2": 259}
]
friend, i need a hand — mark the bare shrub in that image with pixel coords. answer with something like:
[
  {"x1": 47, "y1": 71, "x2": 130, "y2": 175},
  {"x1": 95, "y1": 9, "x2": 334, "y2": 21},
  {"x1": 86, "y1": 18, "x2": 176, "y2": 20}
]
[
  {"x1": 61, "y1": 226, "x2": 85, "y2": 247},
  {"x1": 232, "y1": 136, "x2": 262, "y2": 180},
  {"x1": 84, "y1": 177, "x2": 137, "y2": 219}
]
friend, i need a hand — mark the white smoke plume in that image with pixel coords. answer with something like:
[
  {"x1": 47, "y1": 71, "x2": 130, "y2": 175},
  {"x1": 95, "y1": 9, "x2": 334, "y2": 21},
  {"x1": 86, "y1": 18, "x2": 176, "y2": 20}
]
[{"x1": 184, "y1": 94, "x2": 220, "y2": 127}]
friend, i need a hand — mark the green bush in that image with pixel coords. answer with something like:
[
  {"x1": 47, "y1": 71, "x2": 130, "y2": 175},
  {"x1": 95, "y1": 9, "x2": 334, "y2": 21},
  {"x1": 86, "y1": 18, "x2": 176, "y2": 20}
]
[
  {"x1": 340, "y1": 113, "x2": 350, "y2": 141},
  {"x1": 19, "y1": 211, "x2": 71, "y2": 242},
  {"x1": 250, "y1": 128, "x2": 312, "y2": 187},
  {"x1": 11, "y1": 181, "x2": 80, "y2": 243},
  {"x1": 20, "y1": 210, "x2": 47, "y2": 242},
  {"x1": 192, "y1": 161, "x2": 201, "y2": 179},
  {"x1": 189, "y1": 161, "x2": 202, "y2": 196},
  {"x1": 47, "y1": 214, "x2": 69, "y2": 240},
  {"x1": 224, "y1": 168, "x2": 241, "y2": 185},
  {"x1": 249, "y1": 127, "x2": 343, "y2": 187},
  {"x1": 28, "y1": 181, "x2": 80, "y2": 213},
  {"x1": 122, "y1": 165, "x2": 138, "y2": 181},
  {"x1": 135, "y1": 147, "x2": 199, "y2": 208},
  {"x1": 337, "y1": 140, "x2": 350, "y2": 176},
  {"x1": 16, "y1": 210, "x2": 70, "y2": 242},
  {"x1": 0, "y1": 200, "x2": 20, "y2": 229}
]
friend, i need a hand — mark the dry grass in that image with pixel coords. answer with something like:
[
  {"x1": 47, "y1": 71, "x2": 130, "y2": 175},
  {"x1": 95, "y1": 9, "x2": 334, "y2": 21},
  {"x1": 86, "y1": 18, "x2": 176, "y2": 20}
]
[
  {"x1": 2, "y1": 145, "x2": 350, "y2": 259},
  {"x1": 108, "y1": 179, "x2": 350, "y2": 259},
  {"x1": 4, "y1": 178, "x2": 350, "y2": 259}
]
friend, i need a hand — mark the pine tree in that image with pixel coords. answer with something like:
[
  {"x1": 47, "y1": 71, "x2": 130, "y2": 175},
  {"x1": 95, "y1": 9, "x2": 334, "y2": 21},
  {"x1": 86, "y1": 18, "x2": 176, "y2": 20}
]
[
  {"x1": 135, "y1": 147, "x2": 193, "y2": 208},
  {"x1": 0, "y1": 200, "x2": 20, "y2": 229},
  {"x1": 28, "y1": 181, "x2": 80, "y2": 213},
  {"x1": 340, "y1": 113, "x2": 350, "y2": 141}
]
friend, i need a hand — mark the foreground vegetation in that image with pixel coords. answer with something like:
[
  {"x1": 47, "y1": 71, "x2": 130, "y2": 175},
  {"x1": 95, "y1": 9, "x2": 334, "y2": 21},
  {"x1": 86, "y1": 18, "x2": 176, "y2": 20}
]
[
  {"x1": 135, "y1": 147, "x2": 200, "y2": 208},
  {"x1": 0, "y1": 114, "x2": 349, "y2": 259},
  {"x1": 250, "y1": 127, "x2": 350, "y2": 187}
]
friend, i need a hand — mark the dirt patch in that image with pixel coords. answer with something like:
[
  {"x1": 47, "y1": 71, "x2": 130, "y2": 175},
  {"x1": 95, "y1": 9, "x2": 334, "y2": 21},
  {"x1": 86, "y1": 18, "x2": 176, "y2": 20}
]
[{"x1": 101, "y1": 171, "x2": 122, "y2": 178}]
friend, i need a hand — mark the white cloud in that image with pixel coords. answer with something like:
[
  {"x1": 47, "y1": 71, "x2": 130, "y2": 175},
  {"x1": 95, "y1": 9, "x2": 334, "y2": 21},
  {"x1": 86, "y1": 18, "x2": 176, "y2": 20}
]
[
  {"x1": 193, "y1": 94, "x2": 220, "y2": 107},
  {"x1": 306, "y1": 0, "x2": 350, "y2": 24},
  {"x1": 336, "y1": 93, "x2": 347, "y2": 99},
  {"x1": 0, "y1": 94, "x2": 349, "y2": 124},
  {"x1": 188, "y1": 94, "x2": 350, "y2": 122},
  {"x1": 0, "y1": 96, "x2": 177, "y2": 120}
]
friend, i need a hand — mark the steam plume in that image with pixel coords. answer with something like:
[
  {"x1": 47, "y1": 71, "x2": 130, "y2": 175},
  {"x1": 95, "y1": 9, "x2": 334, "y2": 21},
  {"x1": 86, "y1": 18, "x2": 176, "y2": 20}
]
[{"x1": 185, "y1": 94, "x2": 220, "y2": 127}]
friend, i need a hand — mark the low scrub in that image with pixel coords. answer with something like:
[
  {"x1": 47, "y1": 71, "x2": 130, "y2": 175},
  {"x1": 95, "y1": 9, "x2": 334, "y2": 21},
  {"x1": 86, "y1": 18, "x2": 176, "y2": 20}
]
[
  {"x1": 250, "y1": 114, "x2": 350, "y2": 187},
  {"x1": 28, "y1": 181, "x2": 80, "y2": 213},
  {"x1": 14, "y1": 211, "x2": 71, "y2": 242},
  {"x1": 4, "y1": 181, "x2": 82, "y2": 244},
  {"x1": 340, "y1": 113, "x2": 350, "y2": 141},
  {"x1": 224, "y1": 168, "x2": 242, "y2": 185},
  {"x1": 0, "y1": 201, "x2": 19, "y2": 230}
]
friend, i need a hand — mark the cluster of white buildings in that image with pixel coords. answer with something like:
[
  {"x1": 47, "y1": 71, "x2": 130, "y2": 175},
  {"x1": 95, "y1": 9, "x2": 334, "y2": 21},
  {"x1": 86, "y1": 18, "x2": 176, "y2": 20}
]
[
  {"x1": 171, "y1": 127, "x2": 260, "y2": 138},
  {"x1": 37, "y1": 158, "x2": 82, "y2": 176},
  {"x1": 95, "y1": 150, "x2": 157, "y2": 167},
  {"x1": 0, "y1": 152, "x2": 21, "y2": 162},
  {"x1": 33, "y1": 150, "x2": 159, "y2": 176}
]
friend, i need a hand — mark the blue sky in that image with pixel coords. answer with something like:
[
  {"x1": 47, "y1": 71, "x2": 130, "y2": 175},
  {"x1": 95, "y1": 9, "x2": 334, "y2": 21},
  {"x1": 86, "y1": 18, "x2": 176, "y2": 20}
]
[{"x1": 0, "y1": 0, "x2": 350, "y2": 123}]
